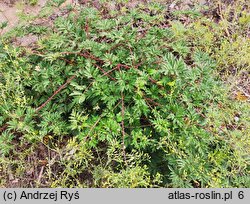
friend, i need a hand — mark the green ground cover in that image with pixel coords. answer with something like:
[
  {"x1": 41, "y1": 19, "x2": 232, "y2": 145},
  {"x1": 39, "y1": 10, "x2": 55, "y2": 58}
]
[{"x1": 0, "y1": 0, "x2": 249, "y2": 187}]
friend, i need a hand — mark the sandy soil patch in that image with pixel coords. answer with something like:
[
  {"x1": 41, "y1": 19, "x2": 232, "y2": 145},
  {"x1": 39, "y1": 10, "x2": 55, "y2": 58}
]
[{"x1": 0, "y1": 0, "x2": 48, "y2": 34}]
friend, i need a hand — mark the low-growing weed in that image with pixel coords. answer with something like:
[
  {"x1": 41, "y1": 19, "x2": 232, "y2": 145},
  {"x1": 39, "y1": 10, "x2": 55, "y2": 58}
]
[{"x1": 0, "y1": 0, "x2": 249, "y2": 187}]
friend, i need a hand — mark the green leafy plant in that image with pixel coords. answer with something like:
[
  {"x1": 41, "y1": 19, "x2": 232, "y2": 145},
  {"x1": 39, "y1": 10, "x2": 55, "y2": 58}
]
[{"x1": 0, "y1": 1, "x2": 249, "y2": 188}]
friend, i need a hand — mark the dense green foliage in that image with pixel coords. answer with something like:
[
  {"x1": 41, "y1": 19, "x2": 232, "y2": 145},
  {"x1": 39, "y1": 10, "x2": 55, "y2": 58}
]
[{"x1": 0, "y1": 1, "x2": 249, "y2": 187}]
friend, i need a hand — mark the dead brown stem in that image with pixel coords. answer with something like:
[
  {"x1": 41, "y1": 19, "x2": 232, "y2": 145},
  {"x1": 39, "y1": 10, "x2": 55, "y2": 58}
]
[
  {"x1": 121, "y1": 91, "x2": 127, "y2": 164},
  {"x1": 35, "y1": 75, "x2": 76, "y2": 112},
  {"x1": 37, "y1": 165, "x2": 45, "y2": 185}
]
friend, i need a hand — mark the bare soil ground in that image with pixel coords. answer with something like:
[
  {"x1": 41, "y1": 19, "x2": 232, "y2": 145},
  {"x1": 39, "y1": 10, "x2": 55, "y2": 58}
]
[
  {"x1": 0, "y1": 0, "x2": 47, "y2": 34},
  {"x1": 0, "y1": 0, "x2": 76, "y2": 34}
]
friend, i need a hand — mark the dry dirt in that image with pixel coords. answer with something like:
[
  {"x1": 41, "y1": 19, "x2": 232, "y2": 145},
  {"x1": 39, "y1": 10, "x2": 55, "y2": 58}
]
[
  {"x1": 0, "y1": 0, "x2": 47, "y2": 34},
  {"x1": 0, "y1": 0, "x2": 75, "y2": 35}
]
